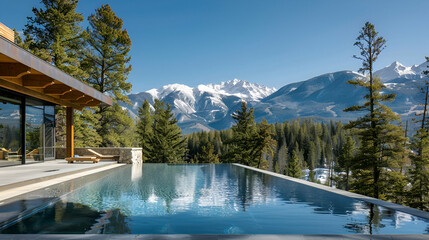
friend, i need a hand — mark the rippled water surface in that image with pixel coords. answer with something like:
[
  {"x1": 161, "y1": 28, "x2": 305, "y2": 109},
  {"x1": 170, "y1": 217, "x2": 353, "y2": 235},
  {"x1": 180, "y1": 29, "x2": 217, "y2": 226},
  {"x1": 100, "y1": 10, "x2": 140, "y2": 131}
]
[{"x1": 1, "y1": 164, "x2": 428, "y2": 234}]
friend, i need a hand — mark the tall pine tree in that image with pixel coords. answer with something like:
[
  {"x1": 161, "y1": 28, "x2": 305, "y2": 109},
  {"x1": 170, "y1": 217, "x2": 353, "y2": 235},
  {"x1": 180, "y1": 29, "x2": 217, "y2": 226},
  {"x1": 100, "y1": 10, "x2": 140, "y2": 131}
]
[
  {"x1": 407, "y1": 63, "x2": 429, "y2": 210},
  {"x1": 345, "y1": 22, "x2": 406, "y2": 199},
  {"x1": 80, "y1": 4, "x2": 134, "y2": 147}
]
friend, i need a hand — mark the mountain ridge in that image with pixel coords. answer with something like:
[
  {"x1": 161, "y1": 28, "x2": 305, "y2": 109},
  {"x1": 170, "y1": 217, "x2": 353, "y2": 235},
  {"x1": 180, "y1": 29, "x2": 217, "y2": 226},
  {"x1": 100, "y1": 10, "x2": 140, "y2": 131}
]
[{"x1": 121, "y1": 61, "x2": 428, "y2": 133}]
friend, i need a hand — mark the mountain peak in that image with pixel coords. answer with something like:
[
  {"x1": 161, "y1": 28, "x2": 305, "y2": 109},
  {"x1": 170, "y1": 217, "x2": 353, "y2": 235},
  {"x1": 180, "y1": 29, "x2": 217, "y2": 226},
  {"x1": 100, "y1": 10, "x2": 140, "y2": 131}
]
[{"x1": 374, "y1": 61, "x2": 417, "y2": 82}]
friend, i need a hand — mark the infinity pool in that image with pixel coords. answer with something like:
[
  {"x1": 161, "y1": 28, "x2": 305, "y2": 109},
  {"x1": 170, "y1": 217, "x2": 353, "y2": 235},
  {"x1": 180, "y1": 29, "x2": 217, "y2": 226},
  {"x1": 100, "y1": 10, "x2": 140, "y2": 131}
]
[{"x1": 1, "y1": 164, "x2": 428, "y2": 234}]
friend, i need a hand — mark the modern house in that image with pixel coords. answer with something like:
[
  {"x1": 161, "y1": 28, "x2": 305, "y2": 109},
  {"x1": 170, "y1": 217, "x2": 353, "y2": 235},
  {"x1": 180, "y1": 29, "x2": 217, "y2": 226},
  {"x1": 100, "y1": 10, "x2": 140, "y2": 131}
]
[{"x1": 0, "y1": 23, "x2": 112, "y2": 167}]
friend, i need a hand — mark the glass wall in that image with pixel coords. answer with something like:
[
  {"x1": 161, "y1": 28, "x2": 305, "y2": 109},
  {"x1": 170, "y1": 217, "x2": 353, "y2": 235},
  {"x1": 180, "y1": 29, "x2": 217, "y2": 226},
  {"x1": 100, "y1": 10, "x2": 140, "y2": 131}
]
[
  {"x1": 26, "y1": 100, "x2": 45, "y2": 162},
  {"x1": 44, "y1": 106, "x2": 55, "y2": 159},
  {"x1": 0, "y1": 87, "x2": 56, "y2": 166},
  {"x1": 0, "y1": 92, "x2": 22, "y2": 167}
]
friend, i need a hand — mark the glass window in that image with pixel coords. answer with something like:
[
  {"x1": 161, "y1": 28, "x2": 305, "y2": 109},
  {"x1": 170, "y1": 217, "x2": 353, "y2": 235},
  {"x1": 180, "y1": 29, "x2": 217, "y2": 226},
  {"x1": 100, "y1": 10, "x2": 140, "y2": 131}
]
[
  {"x1": 0, "y1": 91, "x2": 22, "y2": 166},
  {"x1": 26, "y1": 105, "x2": 44, "y2": 162},
  {"x1": 44, "y1": 105, "x2": 55, "y2": 159}
]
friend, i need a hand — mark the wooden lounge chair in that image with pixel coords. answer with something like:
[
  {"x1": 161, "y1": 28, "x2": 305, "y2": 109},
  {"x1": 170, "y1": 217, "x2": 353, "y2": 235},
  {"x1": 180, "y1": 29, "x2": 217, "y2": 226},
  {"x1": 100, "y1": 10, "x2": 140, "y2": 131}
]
[
  {"x1": 88, "y1": 149, "x2": 120, "y2": 161},
  {"x1": 65, "y1": 156, "x2": 99, "y2": 163}
]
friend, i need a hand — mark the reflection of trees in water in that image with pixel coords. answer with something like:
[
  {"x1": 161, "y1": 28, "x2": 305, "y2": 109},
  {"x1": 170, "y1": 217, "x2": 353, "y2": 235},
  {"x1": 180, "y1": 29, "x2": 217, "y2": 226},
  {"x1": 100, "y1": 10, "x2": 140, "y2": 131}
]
[{"x1": 343, "y1": 203, "x2": 385, "y2": 234}]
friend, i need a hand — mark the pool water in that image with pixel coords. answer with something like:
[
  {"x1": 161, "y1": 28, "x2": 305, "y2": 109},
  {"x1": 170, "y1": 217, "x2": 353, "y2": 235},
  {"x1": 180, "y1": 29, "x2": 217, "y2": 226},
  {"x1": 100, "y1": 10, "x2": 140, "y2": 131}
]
[{"x1": 1, "y1": 164, "x2": 428, "y2": 234}]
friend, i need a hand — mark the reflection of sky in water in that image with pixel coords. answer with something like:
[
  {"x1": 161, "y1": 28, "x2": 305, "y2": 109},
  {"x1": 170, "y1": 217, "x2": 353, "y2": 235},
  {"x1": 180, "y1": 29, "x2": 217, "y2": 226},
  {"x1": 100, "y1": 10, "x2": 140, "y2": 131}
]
[
  {"x1": 3, "y1": 164, "x2": 428, "y2": 234},
  {"x1": 59, "y1": 164, "x2": 429, "y2": 234}
]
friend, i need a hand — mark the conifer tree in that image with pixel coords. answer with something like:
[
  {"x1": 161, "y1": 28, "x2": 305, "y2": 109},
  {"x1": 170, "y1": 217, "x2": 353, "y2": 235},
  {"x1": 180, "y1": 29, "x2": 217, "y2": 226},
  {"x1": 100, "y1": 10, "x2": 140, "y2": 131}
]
[
  {"x1": 24, "y1": 0, "x2": 85, "y2": 77},
  {"x1": 145, "y1": 100, "x2": 186, "y2": 163},
  {"x1": 338, "y1": 136, "x2": 356, "y2": 190},
  {"x1": 196, "y1": 143, "x2": 220, "y2": 163},
  {"x1": 288, "y1": 149, "x2": 302, "y2": 178},
  {"x1": 73, "y1": 108, "x2": 102, "y2": 147},
  {"x1": 81, "y1": 4, "x2": 132, "y2": 102},
  {"x1": 345, "y1": 22, "x2": 406, "y2": 199},
  {"x1": 407, "y1": 65, "x2": 429, "y2": 210},
  {"x1": 137, "y1": 99, "x2": 153, "y2": 162},
  {"x1": 228, "y1": 102, "x2": 259, "y2": 166},
  {"x1": 80, "y1": 4, "x2": 133, "y2": 147}
]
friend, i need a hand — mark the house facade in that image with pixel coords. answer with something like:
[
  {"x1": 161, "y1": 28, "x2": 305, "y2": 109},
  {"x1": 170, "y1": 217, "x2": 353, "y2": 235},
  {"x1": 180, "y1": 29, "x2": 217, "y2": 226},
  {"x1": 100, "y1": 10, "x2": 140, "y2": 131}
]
[{"x1": 0, "y1": 23, "x2": 112, "y2": 167}]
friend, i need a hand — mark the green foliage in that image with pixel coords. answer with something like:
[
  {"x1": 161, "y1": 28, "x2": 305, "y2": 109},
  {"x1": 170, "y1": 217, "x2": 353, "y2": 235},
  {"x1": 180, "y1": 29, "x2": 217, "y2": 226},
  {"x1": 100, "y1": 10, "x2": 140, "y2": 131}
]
[
  {"x1": 78, "y1": 4, "x2": 134, "y2": 147},
  {"x1": 288, "y1": 149, "x2": 302, "y2": 178},
  {"x1": 195, "y1": 143, "x2": 220, "y2": 163},
  {"x1": 338, "y1": 136, "x2": 356, "y2": 190},
  {"x1": 408, "y1": 129, "x2": 429, "y2": 210},
  {"x1": 81, "y1": 4, "x2": 132, "y2": 102},
  {"x1": 98, "y1": 103, "x2": 137, "y2": 147},
  {"x1": 345, "y1": 22, "x2": 406, "y2": 200},
  {"x1": 137, "y1": 99, "x2": 153, "y2": 162},
  {"x1": 227, "y1": 102, "x2": 259, "y2": 166},
  {"x1": 23, "y1": 0, "x2": 85, "y2": 78},
  {"x1": 74, "y1": 108, "x2": 101, "y2": 147},
  {"x1": 226, "y1": 102, "x2": 276, "y2": 168},
  {"x1": 139, "y1": 100, "x2": 186, "y2": 163}
]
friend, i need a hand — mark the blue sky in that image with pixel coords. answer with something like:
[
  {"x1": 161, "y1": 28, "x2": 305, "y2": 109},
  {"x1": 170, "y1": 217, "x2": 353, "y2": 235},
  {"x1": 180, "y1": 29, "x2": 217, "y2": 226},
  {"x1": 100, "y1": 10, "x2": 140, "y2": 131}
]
[{"x1": 1, "y1": 0, "x2": 429, "y2": 93}]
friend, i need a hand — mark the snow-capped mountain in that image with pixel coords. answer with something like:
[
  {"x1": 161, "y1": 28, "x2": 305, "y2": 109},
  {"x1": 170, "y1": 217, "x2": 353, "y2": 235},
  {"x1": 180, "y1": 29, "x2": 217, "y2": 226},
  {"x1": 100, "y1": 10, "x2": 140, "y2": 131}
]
[
  {"x1": 374, "y1": 61, "x2": 428, "y2": 82},
  {"x1": 122, "y1": 61, "x2": 428, "y2": 133},
  {"x1": 122, "y1": 79, "x2": 276, "y2": 133}
]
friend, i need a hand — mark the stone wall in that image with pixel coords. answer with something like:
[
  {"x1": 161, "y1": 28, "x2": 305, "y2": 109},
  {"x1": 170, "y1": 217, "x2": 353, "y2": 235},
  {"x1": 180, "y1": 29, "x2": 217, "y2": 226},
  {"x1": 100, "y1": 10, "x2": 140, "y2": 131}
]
[{"x1": 56, "y1": 147, "x2": 142, "y2": 164}]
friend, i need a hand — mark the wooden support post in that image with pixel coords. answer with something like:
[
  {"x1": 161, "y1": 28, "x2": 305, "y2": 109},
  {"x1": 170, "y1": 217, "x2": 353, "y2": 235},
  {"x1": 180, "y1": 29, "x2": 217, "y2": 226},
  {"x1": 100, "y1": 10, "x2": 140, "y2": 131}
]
[{"x1": 66, "y1": 107, "x2": 74, "y2": 158}]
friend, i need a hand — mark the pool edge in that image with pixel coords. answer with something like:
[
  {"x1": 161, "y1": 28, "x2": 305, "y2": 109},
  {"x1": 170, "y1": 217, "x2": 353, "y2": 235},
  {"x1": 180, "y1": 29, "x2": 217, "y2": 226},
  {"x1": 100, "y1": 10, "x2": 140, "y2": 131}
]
[
  {"x1": 0, "y1": 234, "x2": 427, "y2": 240},
  {"x1": 233, "y1": 163, "x2": 429, "y2": 221}
]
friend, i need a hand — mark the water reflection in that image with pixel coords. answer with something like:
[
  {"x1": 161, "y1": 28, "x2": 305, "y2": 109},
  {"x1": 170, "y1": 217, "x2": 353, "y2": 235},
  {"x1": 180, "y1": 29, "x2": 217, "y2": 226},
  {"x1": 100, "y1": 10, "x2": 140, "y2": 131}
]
[{"x1": 2, "y1": 164, "x2": 428, "y2": 234}]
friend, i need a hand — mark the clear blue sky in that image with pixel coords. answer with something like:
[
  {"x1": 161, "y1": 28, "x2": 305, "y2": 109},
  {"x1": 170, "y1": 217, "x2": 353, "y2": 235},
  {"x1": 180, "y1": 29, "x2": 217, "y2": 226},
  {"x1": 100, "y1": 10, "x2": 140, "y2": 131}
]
[{"x1": 1, "y1": 0, "x2": 429, "y2": 93}]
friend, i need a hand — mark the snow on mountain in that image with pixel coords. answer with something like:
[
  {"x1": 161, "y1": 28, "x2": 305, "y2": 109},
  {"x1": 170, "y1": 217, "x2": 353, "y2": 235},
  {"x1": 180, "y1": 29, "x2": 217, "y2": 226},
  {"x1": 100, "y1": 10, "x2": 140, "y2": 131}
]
[
  {"x1": 122, "y1": 79, "x2": 276, "y2": 134},
  {"x1": 122, "y1": 61, "x2": 427, "y2": 133},
  {"x1": 374, "y1": 61, "x2": 428, "y2": 82}
]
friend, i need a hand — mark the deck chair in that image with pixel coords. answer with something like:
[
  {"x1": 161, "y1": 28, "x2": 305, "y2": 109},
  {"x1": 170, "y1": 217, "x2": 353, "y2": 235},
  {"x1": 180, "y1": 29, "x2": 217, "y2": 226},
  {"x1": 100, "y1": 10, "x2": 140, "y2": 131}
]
[
  {"x1": 88, "y1": 149, "x2": 120, "y2": 161},
  {"x1": 66, "y1": 156, "x2": 99, "y2": 163}
]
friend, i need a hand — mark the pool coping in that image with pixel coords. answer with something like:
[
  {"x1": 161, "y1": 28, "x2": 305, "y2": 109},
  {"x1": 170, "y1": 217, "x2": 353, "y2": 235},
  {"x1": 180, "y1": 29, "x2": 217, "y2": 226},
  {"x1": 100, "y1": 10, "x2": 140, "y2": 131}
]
[
  {"x1": 233, "y1": 163, "x2": 429, "y2": 220},
  {"x1": 0, "y1": 234, "x2": 427, "y2": 240}
]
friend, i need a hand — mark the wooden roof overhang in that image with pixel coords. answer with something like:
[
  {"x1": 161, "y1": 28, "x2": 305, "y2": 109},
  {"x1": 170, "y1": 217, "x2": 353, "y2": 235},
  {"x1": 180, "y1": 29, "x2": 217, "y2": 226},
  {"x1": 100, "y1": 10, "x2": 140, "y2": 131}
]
[{"x1": 0, "y1": 36, "x2": 112, "y2": 109}]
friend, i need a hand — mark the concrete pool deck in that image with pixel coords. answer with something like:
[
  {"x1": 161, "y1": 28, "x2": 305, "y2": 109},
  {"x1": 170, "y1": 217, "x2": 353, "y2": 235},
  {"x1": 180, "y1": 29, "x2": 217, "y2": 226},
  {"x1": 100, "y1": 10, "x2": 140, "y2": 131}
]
[{"x1": 234, "y1": 163, "x2": 429, "y2": 221}]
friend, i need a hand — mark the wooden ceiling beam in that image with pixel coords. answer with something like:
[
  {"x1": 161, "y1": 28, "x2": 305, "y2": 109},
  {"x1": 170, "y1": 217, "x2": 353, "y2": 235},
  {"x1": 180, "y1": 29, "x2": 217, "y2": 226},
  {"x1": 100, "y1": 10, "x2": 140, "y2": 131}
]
[
  {"x1": 60, "y1": 90, "x2": 85, "y2": 100},
  {"x1": 0, "y1": 63, "x2": 31, "y2": 78},
  {"x1": 44, "y1": 84, "x2": 73, "y2": 95},
  {"x1": 0, "y1": 78, "x2": 82, "y2": 109},
  {"x1": 22, "y1": 75, "x2": 55, "y2": 88},
  {"x1": 75, "y1": 96, "x2": 93, "y2": 104},
  {"x1": 83, "y1": 99, "x2": 102, "y2": 107}
]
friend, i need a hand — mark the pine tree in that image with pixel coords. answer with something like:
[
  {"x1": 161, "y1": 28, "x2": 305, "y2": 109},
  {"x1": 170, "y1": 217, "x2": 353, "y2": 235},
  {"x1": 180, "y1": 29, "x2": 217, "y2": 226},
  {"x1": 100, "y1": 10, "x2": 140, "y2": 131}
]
[
  {"x1": 345, "y1": 22, "x2": 406, "y2": 199},
  {"x1": 288, "y1": 149, "x2": 302, "y2": 178},
  {"x1": 81, "y1": 4, "x2": 132, "y2": 102},
  {"x1": 74, "y1": 108, "x2": 102, "y2": 147},
  {"x1": 228, "y1": 101, "x2": 259, "y2": 166},
  {"x1": 407, "y1": 65, "x2": 429, "y2": 210},
  {"x1": 80, "y1": 4, "x2": 133, "y2": 147},
  {"x1": 145, "y1": 100, "x2": 186, "y2": 163},
  {"x1": 137, "y1": 99, "x2": 153, "y2": 163},
  {"x1": 196, "y1": 143, "x2": 220, "y2": 163},
  {"x1": 24, "y1": 0, "x2": 85, "y2": 77},
  {"x1": 338, "y1": 136, "x2": 356, "y2": 191},
  {"x1": 255, "y1": 118, "x2": 276, "y2": 169}
]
